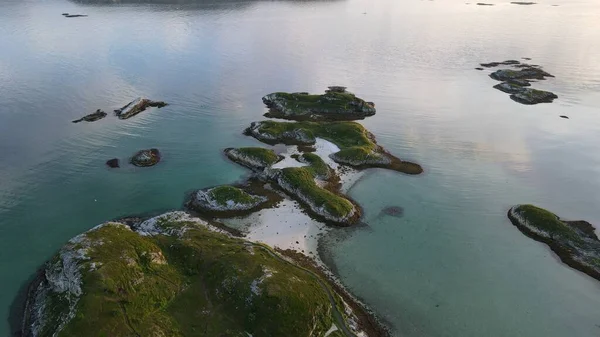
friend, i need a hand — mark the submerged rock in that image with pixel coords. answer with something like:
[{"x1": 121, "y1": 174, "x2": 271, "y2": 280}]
[
  {"x1": 480, "y1": 60, "x2": 521, "y2": 68},
  {"x1": 105, "y1": 158, "x2": 119, "y2": 168},
  {"x1": 262, "y1": 87, "x2": 376, "y2": 121},
  {"x1": 71, "y1": 109, "x2": 107, "y2": 123},
  {"x1": 510, "y1": 88, "x2": 558, "y2": 105},
  {"x1": 381, "y1": 206, "x2": 404, "y2": 218},
  {"x1": 189, "y1": 185, "x2": 267, "y2": 212},
  {"x1": 20, "y1": 212, "x2": 372, "y2": 336},
  {"x1": 64, "y1": 14, "x2": 88, "y2": 18},
  {"x1": 130, "y1": 148, "x2": 161, "y2": 167},
  {"x1": 476, "y1": 3, "x2": 495, "y2": 5},
  {"x1": 511, "y1": 1, "x2": 536, "y2": 4},
  {"x1": 114, "y1": 97, "x2": 168, "y2": 120},
  {"x1": 508, "y1": 205, "x2": 600, "y2": 282}
]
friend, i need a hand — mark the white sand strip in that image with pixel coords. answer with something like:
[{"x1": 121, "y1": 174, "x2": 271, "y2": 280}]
[{"x1": 219, "y1": 199, "x2": 329, "y2": 258}]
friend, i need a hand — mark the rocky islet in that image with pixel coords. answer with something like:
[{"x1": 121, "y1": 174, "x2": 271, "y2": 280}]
[
  {"x1": 479, "y1": 59, "x2": 558, "y2": 105},
  {"x1": 508, "y1": 205, "x2": 600, "y2": 281}
]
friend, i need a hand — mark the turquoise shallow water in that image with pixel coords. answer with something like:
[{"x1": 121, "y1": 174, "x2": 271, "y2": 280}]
[{"x1": 1, "y1": 0, "x2": 600, "y2": 335}]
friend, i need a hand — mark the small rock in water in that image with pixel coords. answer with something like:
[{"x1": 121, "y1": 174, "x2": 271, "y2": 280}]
[
  {"x1": 381, "y1": 206, "x2": 404, "y2": 218},
  {"x1": 559, "y1": 115, "x2": 569, "y2": 119},
  {"x1": 114, "y1": 97, "x2": 168, "y2": 120},
  {"x1": 131, "y1": 148, "x2": 161, "y2": 167},
  {"x1": 511, "y1": 1, "x2": 536, "y2": 4},
  {"x1": 476, "y1": 3, "x2": 495, "y2": 5},
  {"x1": 61, "y1": 13, "x2": 69, "y2": 16},
  {"x1": 475, "y1": 67, "x2": 484, "y2": 70},
  {"x1": 72, "y1": 109, "x2": 107, "y2": 123},
  {"x1": 64, "y1": 14, "x2": 88, "y2": 18},
  {"x1": 106, "y1": 158, "x2": 120, "y2": 168}
]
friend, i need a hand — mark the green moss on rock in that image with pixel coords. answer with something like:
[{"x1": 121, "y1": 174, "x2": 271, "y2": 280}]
[
  {"x1": 508, "y1": 205, "x2": 600, "y2": 282},
  {"x1": 273, "y1": 167, "x2": 357, "y2": 224},
  {"x1": 22, "y1": 213, "x2": 357, "y2": 336},
  {"x1": 262, "y1": 87, "x2": 376, "y2": 121},
  {"x1": 189, "y1": 185, "x2": 267, "y2": 212},
  {"x1": 298, "y1": 152, "x2": 332, "y2": 180},
  {"x1": 246, "y1": 120, "x2": 423, "y2": 175},
  {"x1": 224, "y1": 147, "x2": 281, "y2": 171}
]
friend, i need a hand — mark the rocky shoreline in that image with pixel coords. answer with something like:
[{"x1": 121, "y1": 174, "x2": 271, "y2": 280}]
[{"x1": 19, "y1": 212, "x2": 388, "y2": 337}]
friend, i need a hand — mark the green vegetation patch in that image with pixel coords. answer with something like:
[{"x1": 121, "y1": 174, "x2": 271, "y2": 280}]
[
  {"x1": 262, "y1": 88, "x2": 376, "y2": 121},
  {"x1": 514, "y1": 205, "x2": 580, "y2": 241},
  {"x1": 224, "y1": 147, "x2": 280, "y2": 170},
  {"x1": 298, "y1": 152, "x2": 331, "y2": 179},
  {"x1": 247, "y1": 120, "x2": 423, "y2": 174},
  {"x1": 26, "y1": 215, "x2": 344, "y2": 336},
  {"x1": 207, "y1": 185, "x2": 263, "y2": 207},
  {"x1": 278, "y1": 167, "x2": 355, "y2": 221}
]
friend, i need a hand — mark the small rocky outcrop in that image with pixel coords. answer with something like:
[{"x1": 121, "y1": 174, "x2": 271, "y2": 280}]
[
  {"x1": 105, "y1": 158, "x2": 119, "y2": 168},
  {"x1": 114, "y1": 97, "x2": 168, "y2": 120},
  {"x1": 489, "y1": 67, "x2": 553, "y2": 81},
  {"x1": 480, "y1": 60, "x2": 521, "y2": 68},
  {"x1": 131, "y1": 148, "x2": 161, "y2": 167},
  {"x1": 479, "y1": 60, "x2": 558, "y2": 105},
  {"x1": 224, "y1": 147, "x2": 281, "y2": 171},
  {"x1": 510, "y1": 88, "x2": 558, "y2": 105},
  {"x1": 508, "y1": 205, "x2": 600, "y2": 282},
  {"x1": 262, "y1": 87, "x2": 376, "y2": 121},
  {"x1": 71, "y1": 109, "x2": 107, "y2": 123},
  {"x1": 189, "y1": 185, "x2": 267, "y2": 212}
]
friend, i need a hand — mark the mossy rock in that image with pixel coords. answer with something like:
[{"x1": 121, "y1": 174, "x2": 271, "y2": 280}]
[
  {"x1": 262, "y1": 87, "x2": 376, "y2": 121},
  {"x1": 273, "y1": 167, "x2": 358, "y2": 224},
  {"x1": 489, "y1": 67, "x2": 553, "y2": 81},
  {"x1": 131, "y1": 148, "x2": 161, "y2": 167},
  {"x1": 224, "y1": 147, "x2": 281, "y2": 171},
  {"x1": 509, "y1": 88, "x2": 558, "y2": 105},
  {"x1": 245, "y1": 120, "x2": 423, "y2": 175},
  {"x1": 508, "y1": 205, "x2": 600, "y2": 282},
  {"x1": 189, "y1": 185, "x2": 267, "y2": 212},
  {"x1": 297, "y1": 153, "x2": 332, "y2": 180},
  {"x1": 21, "y1": 212, "x2": 362, "y2": 336},
  {"x1": 114, "y1": 97, "x2": 168, "y2": 120}
]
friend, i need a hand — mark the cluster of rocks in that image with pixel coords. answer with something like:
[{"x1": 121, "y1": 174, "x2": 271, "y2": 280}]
[
  {"x1": 478, "y1": 59, "x2": 558, "y2": 105},
  {"x1": 71, "y1": 97, "x2": 168, "y2": 124},
  {"x1": 70, "y1": 97, "x2": 168, "y2": 169}
]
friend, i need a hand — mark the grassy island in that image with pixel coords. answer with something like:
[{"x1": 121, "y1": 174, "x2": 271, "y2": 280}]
[
  {"x1": 189, "y1": 185, "x2": 267, "y2": 213},
  {"x1": 272, "y1": 166, "x2": 357, "y2": 224},
  {"x1": 246, "y1": 120, "x2": 423, "y2": 175},
  {"x1": 508, "y1": 205, "x2": 600, "y2": 281},
  {"x1": 224, "y1": 147, "x2": 281, "y2": 171},
  {"x1": 262, "y1": 87, "x2": 376, "y2": 121},
  {"x1": 21, "y1": 213, "x2": 359, "y2": 337}
]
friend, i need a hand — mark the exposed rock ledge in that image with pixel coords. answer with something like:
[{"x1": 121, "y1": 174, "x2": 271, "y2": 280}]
[
  {"x1": 71, "y1": 109, "x2": 106, "y2": 123},
  {"x1": 114, "y1": 97, "x2": 168, "y2": 120},
  {"x1": 508, "y1": 204, "x2": 600, "y2": 282}
]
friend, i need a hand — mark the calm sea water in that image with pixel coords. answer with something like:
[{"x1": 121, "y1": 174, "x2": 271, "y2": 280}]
[{"x1": 1, "y1": 0, "x2": 600, "y2": 335}]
